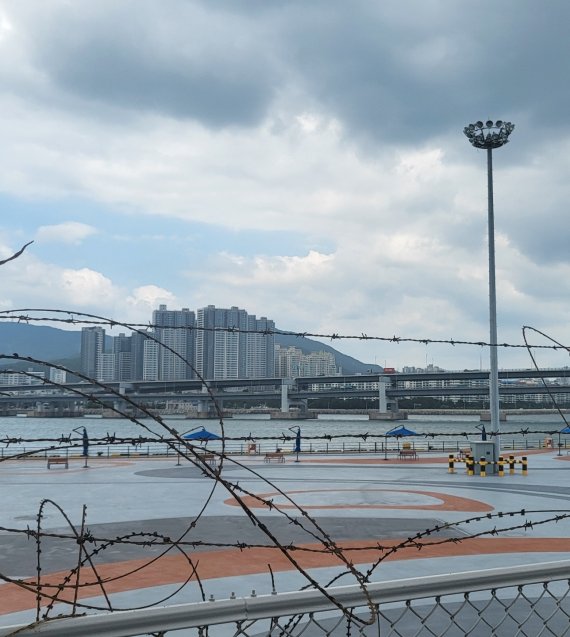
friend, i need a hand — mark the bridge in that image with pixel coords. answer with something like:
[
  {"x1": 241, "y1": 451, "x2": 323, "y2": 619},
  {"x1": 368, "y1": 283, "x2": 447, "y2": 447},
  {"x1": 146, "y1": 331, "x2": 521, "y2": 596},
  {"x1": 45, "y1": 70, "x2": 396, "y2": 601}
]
[{"x1": 1, "y1": 368, "x2": 569, "y2": 417}]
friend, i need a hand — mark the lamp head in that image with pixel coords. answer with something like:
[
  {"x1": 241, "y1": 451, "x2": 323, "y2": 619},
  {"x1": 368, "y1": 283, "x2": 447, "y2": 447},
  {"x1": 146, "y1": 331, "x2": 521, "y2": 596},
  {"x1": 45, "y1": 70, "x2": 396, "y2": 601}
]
[{"x1": 463, "y1": 120, "x2": 515, "y2": 149}]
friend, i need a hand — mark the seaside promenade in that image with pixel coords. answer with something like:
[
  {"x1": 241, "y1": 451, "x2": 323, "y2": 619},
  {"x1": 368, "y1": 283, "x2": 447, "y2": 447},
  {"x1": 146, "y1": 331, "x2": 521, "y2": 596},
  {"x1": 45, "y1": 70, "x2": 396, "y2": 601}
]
[{"x1": 1, "y1": 448, "x2": 570, "y2": 630}]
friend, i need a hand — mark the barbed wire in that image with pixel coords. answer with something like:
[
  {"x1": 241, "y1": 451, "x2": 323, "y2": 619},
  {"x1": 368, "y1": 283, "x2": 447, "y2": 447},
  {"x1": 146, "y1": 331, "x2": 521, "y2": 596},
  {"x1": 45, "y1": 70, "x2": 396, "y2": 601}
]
[
  {"x1": 0, "y1": 425, "x2": 567, "y2": 450},
  {"x1": 1, "y1": 309, "x2": 570, "y2": 634},
  {"x1": 1, "y1": 308, "x2": 570, "y2": 351},
  {"x1": 0, "y1": 353, "x2": 377, "y2": 629}
]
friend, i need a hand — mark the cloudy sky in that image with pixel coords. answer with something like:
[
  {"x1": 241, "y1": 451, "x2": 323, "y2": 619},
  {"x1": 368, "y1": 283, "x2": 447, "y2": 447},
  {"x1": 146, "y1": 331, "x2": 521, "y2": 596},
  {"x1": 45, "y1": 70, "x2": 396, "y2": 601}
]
[{"x1": 1, "y1": 0, "x2": 569, "y2": 371}]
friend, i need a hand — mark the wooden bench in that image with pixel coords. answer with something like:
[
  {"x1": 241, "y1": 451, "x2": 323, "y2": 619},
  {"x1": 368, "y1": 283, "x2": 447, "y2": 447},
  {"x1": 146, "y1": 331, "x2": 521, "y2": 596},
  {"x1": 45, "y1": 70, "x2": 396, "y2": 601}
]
[
  {"x1": 458, "y1": 448, "x2": 472, "y2": 459},
  {"x1": 197, "y1": 453, "x2": 217, "y2": 467},
  {"x1": 399, "y1": 449, "x2": 418, "y2": 460},
  {"x1": 264, "y1": 452, "x2": 285, "y2": 463},
  {"x1": 47, "y1": 456, "x2": 69, "y2": 469}
]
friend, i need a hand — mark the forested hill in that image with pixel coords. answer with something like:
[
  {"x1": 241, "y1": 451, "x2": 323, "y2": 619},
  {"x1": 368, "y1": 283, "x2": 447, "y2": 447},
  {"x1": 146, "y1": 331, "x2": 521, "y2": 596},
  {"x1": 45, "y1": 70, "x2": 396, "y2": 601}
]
[{"x1": 0, "y1": 322, "x2": 382, "y2": 375}]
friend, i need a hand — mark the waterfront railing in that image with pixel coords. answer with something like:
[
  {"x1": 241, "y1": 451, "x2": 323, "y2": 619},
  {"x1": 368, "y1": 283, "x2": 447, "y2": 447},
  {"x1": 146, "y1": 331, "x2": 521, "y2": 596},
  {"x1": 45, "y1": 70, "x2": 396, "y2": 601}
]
[
  {"x1": 1, "y1": 559, "x2": 570, "y2": 636},
  {"x1": 1, "y1": 437, "x2": 567, "y2": 460}
]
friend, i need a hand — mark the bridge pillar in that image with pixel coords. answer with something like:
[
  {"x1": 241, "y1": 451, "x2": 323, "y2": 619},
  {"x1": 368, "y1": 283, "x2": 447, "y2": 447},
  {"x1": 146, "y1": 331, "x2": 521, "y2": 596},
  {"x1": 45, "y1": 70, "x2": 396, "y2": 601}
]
[
  {"x1": 119, "y1": 383, "x2": 132, "y2": 396},
  {"x1": 378, "y1": 379, "x2": 388, "y2": 412},
  {"x1": 196, "y1": 384, "x2": 210, "y2": 415},
  {"x1": 281, "y1": 379, "x2": 293, "y2": 413}
]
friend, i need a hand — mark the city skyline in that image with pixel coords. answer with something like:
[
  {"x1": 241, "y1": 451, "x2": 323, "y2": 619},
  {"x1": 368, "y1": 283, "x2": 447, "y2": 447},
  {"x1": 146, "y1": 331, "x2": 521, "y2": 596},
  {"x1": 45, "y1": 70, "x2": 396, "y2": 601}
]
[
  {"x1": 1, "y1": 2, "x2": 570, "y2": 373},
  {"x1": 78, "y1": 304, "x2": 340, "y2": 383},
  {"x1": 80, "y1": 304, "x2": 279, "y2": 382}
]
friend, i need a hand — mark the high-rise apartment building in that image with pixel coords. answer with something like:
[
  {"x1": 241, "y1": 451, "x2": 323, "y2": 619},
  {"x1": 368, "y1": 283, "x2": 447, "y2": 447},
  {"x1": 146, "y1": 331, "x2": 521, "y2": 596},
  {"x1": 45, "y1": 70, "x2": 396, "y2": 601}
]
[
  {"x1": 275, "y1": 345, "x2": 337, "y2": 378},
  {"x1": 143, "y1": 339, "x2": 160, "y2": 380},
  {"x1": 275, "y1": 345, "x2": 303, "y2": 377},
  {"x1": 301, "y1": 350, "x2": 337, "y2": 377},
  {"x1": 79, "y1": 306, "x2": 276, "y2": 382},
  {"x1": 152, "y1": 305, "x2": 196, "y2": 381},
  {"x1": 130, "y1": 330, "x2": 151, "y2": 381},
  {"x1": 113, "y1": 333, "x2": 132, "y2": 381},
  {"x1": 196, "y1": 305, "x2": 275, "y2": 380},
  {"x1": 49, "y1": 367, "x2": 67, "y2": 384},
  {"x1": 80, "y1": 327, "x2": 105, "y2": 379}
]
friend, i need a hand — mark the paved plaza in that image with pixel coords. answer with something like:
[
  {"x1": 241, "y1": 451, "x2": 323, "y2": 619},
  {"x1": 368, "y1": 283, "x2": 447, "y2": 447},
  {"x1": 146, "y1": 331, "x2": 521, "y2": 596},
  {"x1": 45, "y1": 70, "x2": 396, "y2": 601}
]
[{"x1": 1, "y1": 449, "x2": 570, "y2": 628}]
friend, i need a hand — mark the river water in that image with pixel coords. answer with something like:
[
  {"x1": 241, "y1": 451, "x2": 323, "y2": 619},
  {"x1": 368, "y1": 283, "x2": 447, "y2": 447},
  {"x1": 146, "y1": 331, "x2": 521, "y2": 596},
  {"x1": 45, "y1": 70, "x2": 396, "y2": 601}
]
[{"x1": 0, "y1": 413, "x2": 568, "y2": 455}]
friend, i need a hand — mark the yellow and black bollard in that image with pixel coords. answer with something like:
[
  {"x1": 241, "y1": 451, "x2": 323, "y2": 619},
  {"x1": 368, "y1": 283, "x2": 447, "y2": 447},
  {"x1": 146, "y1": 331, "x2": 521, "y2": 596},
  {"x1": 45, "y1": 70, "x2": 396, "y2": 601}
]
[
  {"x1": 498, "y1": 456, "x2": 504, "y2": 477},
  {"x1": 467, "y1": 455, "x2": 474, "y2": 476},
  {"x1": 522, "y1": 456, "x2": 528, "y2": 476},
  {"x1": 509, "y1": 455, "x2": 516, "y2": 475},
  {"x1": 448, "y1": 454, "x2": 455, "y2": 474},
  {"x1": 480, "y1": 457, "x2": 487, "y2": 477}
]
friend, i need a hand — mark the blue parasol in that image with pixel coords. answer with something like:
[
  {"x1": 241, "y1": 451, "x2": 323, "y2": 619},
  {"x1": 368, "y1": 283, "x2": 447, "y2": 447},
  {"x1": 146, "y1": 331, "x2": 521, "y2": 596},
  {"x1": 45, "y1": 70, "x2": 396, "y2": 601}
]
[
  {"x1": 385, "y1": 425, "x2": 418, "y2": 437},
  {"x1": 384, "y1": 424, "x2": 418, "y2": 460},
  {"x1": 182, "y1": 427, "x2": 221, "y2": 441}
]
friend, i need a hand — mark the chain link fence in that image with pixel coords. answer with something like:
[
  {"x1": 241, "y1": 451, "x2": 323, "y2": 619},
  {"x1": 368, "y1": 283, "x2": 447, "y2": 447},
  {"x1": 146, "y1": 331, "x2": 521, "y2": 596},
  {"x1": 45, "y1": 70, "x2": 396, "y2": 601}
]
[{"x1": 2, "y1": 560, "x2": 569, "y2": 637}]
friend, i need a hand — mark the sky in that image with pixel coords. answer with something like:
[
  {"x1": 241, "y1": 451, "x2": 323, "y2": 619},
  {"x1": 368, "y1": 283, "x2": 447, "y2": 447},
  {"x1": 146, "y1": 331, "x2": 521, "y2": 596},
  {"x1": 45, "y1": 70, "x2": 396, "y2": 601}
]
[{"x1": 1, "y1": 0, "x2": 570, "y2": 372}]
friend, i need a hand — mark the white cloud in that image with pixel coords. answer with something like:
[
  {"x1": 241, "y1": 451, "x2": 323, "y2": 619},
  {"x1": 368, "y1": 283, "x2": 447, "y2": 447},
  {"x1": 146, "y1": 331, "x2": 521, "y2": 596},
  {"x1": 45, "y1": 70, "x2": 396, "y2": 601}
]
[
  {"x1": 0, "y1": 1, "x2": 570, "y2": 372},
  {"x1": 36, "y1": 222, "x2": 98, "y2": 245},
  {"x1": 126, "y1": 285, "x2": 177, "y2": 315},
  {"x1": 59, "y1": 268, "x2": 115, "y2": 305}
]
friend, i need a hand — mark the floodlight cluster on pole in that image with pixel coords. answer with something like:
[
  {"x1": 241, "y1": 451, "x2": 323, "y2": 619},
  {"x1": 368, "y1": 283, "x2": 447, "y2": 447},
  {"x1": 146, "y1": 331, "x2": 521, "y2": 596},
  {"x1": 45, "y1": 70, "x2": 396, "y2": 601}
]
[
  {"x1": 463, "y1": 119, "x2": 515, "y2": 462},
  {"x1": 463, "y1": 120, "x2": 515, "y2": 150}
]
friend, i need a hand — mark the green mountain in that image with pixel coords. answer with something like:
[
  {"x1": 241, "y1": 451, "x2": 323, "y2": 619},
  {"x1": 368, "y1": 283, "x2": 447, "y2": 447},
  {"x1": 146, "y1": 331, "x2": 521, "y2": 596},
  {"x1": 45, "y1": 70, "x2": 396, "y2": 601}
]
[
  {"x1": 0, "y1": 323, "x2": 80, "y2": 362},
  {"x1": 0, "y1": 322, "x2": 381, "y2": 375}
]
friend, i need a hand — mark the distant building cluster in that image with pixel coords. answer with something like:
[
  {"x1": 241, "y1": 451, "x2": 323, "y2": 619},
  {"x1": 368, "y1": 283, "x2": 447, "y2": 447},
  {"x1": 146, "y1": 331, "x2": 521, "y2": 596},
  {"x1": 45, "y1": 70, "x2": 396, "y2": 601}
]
[
  {"x1": 81, "y1": 305, "x2": 277, "y2": 382},
  {"x1": 2, "y1": 367, "x2": 67, "y2": 386},
  {"x1": 274, "y1": 345, "x2": 338, "y2": 377},
  {"x1": 80, "y1": 305, "x2": 339, "y2": 383},
  {"x1": 398, "y1": 365, "x2": 570, "y2": 405}
]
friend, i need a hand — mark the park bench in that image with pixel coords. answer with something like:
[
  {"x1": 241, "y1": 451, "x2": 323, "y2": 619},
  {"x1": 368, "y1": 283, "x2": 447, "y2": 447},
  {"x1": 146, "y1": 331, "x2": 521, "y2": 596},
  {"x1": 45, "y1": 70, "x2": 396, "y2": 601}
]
[
  {"x1": 197, "y1": 452, "x2": 217, "y2": 467},
  {"x1": 47, "y1": 456, "x2": 69, "y2": 469},
  {"x1": 399, "y1": 449, "x2": 418, "y2": 460},
  {"x1": 264, "y1": 452, "x2": 285, "y2": 463}
]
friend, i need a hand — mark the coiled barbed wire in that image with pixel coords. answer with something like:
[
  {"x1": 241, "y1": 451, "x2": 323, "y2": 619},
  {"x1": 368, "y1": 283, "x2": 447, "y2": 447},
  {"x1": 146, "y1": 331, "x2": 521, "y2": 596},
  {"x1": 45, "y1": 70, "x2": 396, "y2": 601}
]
[
  {"x1": 1, "y1": 309, "x2": 570, "y2": 634},
  {"x1": 1, "y1": 307, "x2": 570, "y2": 351}
]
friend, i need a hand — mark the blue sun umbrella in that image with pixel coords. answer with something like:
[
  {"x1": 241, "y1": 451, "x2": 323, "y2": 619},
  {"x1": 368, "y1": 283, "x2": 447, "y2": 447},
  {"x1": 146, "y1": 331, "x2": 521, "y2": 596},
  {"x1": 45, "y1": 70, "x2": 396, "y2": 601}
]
[
  {"x1": 182, "y1": 427, "x2": 221, "y2": 441},
  {"x1": 384, "y1": 424, "x2": 418, "y2": 459},
  {"x1": 385, "y1": 425, "x2": 418, "y2": 438}
]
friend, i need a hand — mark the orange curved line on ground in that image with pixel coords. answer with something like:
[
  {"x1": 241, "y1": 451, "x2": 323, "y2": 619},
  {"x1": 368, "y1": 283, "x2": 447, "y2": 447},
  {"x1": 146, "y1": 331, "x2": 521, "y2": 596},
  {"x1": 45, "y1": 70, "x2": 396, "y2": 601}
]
[
  {"x1": 224, "y1": 488, "x2": 493, "y2": 512},
  {"x1": 2, "y1": 537, "x2": 570, "y2": 616}
]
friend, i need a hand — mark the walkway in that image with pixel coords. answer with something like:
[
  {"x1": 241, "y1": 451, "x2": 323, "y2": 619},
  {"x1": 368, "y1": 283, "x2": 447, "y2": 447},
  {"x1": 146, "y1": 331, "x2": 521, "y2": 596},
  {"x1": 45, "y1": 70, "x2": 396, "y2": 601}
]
[{"x1": 1, "y1": 449, "x2": 570, "y2": 626}]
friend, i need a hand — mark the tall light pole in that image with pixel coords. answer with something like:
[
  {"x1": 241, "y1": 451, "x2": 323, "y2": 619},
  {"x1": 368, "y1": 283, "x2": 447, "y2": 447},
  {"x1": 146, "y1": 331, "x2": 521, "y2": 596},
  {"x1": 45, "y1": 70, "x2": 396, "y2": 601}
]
[{"x1": 463, "y1": 120, "x2": 515, "y2": 462}]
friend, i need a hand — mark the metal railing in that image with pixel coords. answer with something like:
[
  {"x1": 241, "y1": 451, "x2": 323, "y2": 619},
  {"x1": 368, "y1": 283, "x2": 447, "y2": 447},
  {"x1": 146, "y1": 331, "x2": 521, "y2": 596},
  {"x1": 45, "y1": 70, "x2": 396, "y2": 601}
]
[
  {"x1": 1, "y1": 560, "x2": 569, "y2": 636},
  {"x1": 0, "y1": 438, "x2": 565, "y2": 460}
]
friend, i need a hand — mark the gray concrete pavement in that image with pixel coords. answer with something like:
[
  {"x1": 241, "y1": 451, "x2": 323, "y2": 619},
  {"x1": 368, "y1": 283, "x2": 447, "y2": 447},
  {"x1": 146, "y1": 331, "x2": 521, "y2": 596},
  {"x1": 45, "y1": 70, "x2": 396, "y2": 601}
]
[{"x1": 1, "y1": 450, "x2": 569, "y2": 626}]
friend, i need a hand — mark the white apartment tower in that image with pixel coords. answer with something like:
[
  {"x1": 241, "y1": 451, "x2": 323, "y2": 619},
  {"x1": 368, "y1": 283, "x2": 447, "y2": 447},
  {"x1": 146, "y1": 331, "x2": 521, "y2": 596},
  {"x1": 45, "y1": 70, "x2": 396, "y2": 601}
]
[
  {"x1": 195, "y1": 305, "x2": 275, "y2": 380},
  {"x1": 80, "y1": 327, "x2": 105, "y2": 379},
  {"x1": 152, "y1": 305, "x2": 196, "y2": 381},
  {"x1": 275, "y1": 345, "x2": 337, "y2": 378}
]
